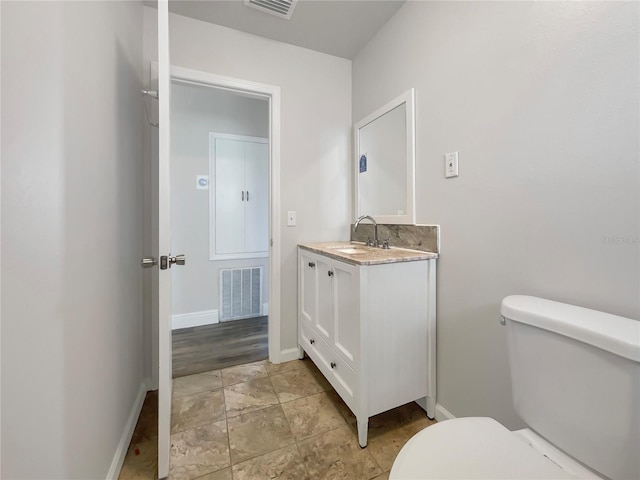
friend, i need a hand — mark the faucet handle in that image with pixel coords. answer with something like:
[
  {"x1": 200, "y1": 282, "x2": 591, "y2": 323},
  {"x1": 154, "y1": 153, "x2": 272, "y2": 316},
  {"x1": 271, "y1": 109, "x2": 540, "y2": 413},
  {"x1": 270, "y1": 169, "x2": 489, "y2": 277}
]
[
  {"x1": 365, "y1": 236, "x2": 372, "y2": 247},
  {"x1": 382, "y1": 238, "x2": 390, "y2": 249}
]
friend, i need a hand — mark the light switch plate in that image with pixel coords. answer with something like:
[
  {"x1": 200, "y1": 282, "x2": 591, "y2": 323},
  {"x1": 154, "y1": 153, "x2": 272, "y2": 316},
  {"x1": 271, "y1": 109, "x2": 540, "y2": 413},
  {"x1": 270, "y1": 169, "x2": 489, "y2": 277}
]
[
  {"x1": 445, "y1": 152, "x2": 459, "y2": 178},
  {"x1": 287, "y1": 211, "x2": 296, "y2": 227}
]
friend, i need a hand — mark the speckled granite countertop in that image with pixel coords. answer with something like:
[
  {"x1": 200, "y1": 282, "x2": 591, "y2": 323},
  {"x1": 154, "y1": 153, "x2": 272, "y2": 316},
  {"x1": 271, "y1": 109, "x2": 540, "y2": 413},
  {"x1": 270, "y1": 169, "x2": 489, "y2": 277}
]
[{"x1": 299, "y1": 241, "x2": 438, "y2": 266}]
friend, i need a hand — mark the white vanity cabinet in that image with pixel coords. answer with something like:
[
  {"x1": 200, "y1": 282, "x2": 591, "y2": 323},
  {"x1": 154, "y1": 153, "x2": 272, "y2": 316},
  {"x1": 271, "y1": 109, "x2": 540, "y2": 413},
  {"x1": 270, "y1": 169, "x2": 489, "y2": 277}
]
[{"x1": 297, "y1": 245, "x2": 437, "y2": 447}]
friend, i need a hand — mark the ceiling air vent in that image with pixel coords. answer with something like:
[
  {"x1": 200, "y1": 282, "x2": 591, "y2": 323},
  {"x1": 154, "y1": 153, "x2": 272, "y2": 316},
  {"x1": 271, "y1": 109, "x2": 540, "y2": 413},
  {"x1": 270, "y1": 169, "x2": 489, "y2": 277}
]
[{"x1": 244, "y1": 0, "x2": 299, "y2": 20}]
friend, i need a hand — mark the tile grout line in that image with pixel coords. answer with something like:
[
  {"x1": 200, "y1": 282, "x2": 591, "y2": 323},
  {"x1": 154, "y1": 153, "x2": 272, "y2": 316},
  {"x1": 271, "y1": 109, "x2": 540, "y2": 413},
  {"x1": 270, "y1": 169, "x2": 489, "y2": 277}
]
[
  {"x1": 264, "y1": 359, "x2": 345, "y2": 478},
  {"x1": 225, "y1": 375, "x2": 296, "y2": 470},
  {"x1": 276, "y1": 370, "x2": 315, "y2": 480},
  {"x1": 171, "y1": 374, "x2": 232, "y2": 479},
  {"x1": 222, "y1": 384, "x2": 233, "y2": 477}
]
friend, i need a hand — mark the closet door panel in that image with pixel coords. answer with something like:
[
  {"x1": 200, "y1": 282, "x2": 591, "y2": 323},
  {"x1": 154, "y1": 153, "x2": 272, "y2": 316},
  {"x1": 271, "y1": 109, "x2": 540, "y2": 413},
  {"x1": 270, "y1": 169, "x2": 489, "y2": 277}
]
[
  {"x1": 215, "y1": 138, "x2": 246, "y2": 255},
  {"x1": 244, "y1": 141, "x2": 269, "y2": 253}
]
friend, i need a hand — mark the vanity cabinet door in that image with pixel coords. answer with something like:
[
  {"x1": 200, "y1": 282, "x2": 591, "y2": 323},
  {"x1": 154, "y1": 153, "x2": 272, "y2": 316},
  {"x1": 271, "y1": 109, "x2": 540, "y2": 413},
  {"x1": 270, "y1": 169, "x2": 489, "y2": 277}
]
[
  {"x1": 299, "y1": 250, "x2": 318, "y2": 326},
  {"x1": 332, "y1": 260, "x2": 360, "y2": 372},
  {"x1": 315, "y1": 256, "x2": 334, "y2": 344}
]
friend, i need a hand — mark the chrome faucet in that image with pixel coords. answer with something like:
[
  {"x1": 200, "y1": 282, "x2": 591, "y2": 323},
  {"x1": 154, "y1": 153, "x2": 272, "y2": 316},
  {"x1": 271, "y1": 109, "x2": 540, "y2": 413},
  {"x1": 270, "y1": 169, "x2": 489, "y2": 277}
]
[{"x1": 354, "y1": 215, "x2": 379, "y2": 248}]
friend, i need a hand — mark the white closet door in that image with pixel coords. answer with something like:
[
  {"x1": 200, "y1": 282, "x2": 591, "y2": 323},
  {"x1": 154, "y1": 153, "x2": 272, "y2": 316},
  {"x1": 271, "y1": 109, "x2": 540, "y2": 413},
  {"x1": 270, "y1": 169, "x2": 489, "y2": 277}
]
[
  {"x1": 215, "y1": 138, "x2": 246, "y2": 254},
  {"x1": 244, "y1": 141, "x2": 269, "y2": 253}
]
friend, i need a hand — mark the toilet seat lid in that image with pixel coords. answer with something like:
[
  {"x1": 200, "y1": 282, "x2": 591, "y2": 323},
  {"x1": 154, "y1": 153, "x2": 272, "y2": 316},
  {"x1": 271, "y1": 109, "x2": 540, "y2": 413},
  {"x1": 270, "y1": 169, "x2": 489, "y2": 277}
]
[{"x1": 390, "y1": 417, "x2": 574, "y2": 479}]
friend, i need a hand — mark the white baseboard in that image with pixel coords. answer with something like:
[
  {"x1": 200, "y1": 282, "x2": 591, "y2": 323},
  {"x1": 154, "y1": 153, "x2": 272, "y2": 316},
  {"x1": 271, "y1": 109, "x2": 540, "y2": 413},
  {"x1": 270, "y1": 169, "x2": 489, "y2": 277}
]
[
  {"x1": 435, "y1": 403, "x2": 456, "y2": 422},
  {"x1": 278, "y1": 347, "x2": 301, "y2": 363},
  {"x1": 172, "y1": 309, "x2": 218, "y2": 330},
  {"x1": 262, "y1": 303, "x2": 269, "y2": 316},
  {"x1": 106, "y1": 380, "x2": 148, "y2": 480}
]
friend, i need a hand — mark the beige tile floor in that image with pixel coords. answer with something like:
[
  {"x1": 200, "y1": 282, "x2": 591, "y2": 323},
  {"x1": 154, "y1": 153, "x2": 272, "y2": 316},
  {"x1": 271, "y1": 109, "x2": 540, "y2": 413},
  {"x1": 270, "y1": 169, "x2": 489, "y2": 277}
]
[{"x1": 119, "y1": 358, "x2": 436, "y2": 480}]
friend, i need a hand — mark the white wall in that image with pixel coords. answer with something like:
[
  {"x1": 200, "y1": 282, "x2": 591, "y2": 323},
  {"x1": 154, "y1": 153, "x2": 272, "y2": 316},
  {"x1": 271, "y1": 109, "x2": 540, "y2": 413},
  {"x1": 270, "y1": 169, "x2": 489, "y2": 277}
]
[
  {"x1": 143, "y1": 7, "x2": 352, "y2": 356},
  {"x1": 1, "y1": 1, "x2": 145, "y2": 478},
  {"x1": 171, "y1": 83, "x2": 269, "y2": 321},
  {"x1": 353, "y1": 1, "x2": 639, "y2": 428}
]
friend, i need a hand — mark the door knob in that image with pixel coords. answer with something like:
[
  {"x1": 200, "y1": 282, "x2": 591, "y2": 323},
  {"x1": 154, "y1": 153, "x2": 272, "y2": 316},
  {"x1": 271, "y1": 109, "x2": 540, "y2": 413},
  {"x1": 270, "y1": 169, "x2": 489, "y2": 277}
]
[
  {"x1": 141, "y1": 257, "x2": 157, "y2": 268},
  {"x1": 160, "y1": 254, "x2": 186, "y2": 270},
  {"x1": 169, "y1": 254, "x2": 186, "y2": 267}
]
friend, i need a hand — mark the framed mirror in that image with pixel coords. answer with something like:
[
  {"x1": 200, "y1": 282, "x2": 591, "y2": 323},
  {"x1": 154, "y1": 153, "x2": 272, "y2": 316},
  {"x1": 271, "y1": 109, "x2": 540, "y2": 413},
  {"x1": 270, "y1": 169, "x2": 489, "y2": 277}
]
[{"x1": 354, "y1": 88, "x2": 415, "y2": 224}]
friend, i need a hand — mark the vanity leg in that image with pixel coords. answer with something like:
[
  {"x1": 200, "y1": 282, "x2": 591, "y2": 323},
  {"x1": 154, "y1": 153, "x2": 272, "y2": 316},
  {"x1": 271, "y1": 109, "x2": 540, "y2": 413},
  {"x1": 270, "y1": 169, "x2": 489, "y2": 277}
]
[
  {"x1": 426, "y1": 396, "x2": 436, "y2": 420},
  {"x1": 416, "y1": 396, "x2": 435, "y2": 420},
  {"x1": 297, "y1": 345, "x2": 305, "y2": 360},
  {"x1": 357, "y1": 418, "x2": 368, "y2": 448}
]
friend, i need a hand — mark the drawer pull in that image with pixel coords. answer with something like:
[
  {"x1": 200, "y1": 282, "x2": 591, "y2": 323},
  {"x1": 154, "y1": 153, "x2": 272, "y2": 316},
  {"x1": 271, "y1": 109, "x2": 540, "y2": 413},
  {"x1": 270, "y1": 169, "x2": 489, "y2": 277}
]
[
  {"x1": 308, "y1": 262, "x2": 315, "y2": 268},
  {"x1": 331, "y1": 362, "x2": 337, "y2": 369},
  {"x1": 310, "y1": 339, "x2": 315, "y2": 345},
  {"x1": 328, "y1": 270, "x2": 334, "y2": 277}
]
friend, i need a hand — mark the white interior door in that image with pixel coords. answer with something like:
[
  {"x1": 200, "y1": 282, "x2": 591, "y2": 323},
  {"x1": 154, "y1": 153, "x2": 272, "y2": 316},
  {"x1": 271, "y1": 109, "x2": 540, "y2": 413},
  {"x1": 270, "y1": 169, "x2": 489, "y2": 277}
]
[{"x1": 157, "y1": 1, "x2": 172, "y2": 478}]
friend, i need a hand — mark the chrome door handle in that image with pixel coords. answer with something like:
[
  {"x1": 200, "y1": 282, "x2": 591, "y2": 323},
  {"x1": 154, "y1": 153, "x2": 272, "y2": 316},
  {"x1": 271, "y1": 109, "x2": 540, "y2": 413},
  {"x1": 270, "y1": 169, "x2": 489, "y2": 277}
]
[
  {"x1": 141, "y1": 257, "x2": 157, "y2": 268},
  {"x1": 169, "y1": 254, "x2": 186, "y2": 267},
  {"x1": 160, "y1": 254, "x2": 186, "y2": 269}
]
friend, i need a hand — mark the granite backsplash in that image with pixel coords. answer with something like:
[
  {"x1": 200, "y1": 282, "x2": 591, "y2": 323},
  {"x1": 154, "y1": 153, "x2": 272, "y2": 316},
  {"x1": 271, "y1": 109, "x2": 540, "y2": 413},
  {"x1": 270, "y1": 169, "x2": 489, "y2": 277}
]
[{"x1": 350, "y1": 224, "x2": 440, "y2": 254}]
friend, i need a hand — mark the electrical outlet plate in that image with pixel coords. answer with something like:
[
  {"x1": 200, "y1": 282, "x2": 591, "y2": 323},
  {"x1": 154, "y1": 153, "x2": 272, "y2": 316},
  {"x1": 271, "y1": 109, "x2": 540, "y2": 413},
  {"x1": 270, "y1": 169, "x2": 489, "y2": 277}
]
[{"x1": 445, "y1": 152, "x2": 459, "y2": 178}]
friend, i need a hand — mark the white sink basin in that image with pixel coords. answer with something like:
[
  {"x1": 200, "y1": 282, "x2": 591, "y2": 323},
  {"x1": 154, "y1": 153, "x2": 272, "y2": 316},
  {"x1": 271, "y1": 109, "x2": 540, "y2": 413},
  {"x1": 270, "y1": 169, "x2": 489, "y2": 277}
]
[{"x1": 335, "y1": 247, "x2": 369, "y2": 254}]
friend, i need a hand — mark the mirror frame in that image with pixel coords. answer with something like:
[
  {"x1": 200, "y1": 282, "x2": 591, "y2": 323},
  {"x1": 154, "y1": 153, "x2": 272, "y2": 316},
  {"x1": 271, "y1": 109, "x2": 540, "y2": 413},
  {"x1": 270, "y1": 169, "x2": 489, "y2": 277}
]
[{"x1": 353, "y1": 88, "x2": 416, "y2": 225}]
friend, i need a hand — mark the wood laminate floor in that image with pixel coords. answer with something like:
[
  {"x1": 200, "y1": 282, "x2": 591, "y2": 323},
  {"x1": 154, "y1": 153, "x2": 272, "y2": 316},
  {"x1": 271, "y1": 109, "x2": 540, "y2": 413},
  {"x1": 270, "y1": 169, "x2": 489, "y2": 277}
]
[{"x1": 172, "y1": 316, "x2": 268, "y2": 378}]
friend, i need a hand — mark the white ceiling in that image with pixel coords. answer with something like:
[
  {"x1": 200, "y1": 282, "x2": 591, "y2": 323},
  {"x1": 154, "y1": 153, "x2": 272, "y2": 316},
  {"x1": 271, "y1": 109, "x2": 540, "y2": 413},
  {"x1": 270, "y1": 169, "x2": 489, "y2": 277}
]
[{"x1": 153, "y1": 0, "x2": 405, "y2": 59}]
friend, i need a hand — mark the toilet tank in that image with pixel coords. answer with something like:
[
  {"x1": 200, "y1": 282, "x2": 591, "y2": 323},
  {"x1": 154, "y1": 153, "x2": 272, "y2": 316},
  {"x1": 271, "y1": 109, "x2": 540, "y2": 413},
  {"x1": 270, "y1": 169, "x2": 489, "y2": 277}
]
[{"x1": 501, "y1": 296, "x2": 640, "y2": 480}]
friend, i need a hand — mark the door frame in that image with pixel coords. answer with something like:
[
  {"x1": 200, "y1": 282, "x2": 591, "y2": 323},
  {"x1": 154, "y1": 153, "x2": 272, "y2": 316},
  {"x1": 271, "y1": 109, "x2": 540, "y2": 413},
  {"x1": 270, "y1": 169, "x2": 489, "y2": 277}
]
[{"x1": 169, "y1": 65, "x2": 282, "y2": 364}]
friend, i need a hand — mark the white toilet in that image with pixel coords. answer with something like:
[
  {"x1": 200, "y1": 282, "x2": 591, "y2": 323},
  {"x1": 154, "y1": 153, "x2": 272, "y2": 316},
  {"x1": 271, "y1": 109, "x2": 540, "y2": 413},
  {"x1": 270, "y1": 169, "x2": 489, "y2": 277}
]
[{"x1": 390, "y1": 295, "x2": 640, "y2": 479}]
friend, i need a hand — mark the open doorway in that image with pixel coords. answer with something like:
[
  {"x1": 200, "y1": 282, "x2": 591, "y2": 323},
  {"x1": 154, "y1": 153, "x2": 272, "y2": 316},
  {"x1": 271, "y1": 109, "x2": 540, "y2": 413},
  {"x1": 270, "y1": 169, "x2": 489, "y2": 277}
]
[{"x1": 170, "y1": 82, "x2": 270, "y2": 377}]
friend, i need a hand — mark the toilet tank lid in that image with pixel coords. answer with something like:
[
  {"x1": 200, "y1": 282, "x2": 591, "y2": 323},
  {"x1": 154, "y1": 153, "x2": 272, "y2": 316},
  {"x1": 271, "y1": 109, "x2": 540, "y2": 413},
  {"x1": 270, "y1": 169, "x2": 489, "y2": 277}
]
[{"x1": 501, "y1": 295, "x2": 640, "y2": 362}]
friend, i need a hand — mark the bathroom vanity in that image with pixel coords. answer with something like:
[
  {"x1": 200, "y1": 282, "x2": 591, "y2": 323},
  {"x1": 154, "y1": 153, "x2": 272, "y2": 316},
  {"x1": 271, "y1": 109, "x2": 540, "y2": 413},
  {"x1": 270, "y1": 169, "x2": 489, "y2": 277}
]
[{"x1": 297, "y1": 241, "x2": 437, "y2": 447}]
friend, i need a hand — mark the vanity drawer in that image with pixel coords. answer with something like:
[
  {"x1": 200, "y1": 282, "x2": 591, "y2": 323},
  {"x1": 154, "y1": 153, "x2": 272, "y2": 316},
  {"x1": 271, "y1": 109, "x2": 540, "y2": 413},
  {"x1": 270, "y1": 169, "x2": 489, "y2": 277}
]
[
  {"x1": 299, "y1": 320, "x2": 329, "y2": 366},
  {"x1": 299, "y1": 321, "x2": 358, "y2": 413}
]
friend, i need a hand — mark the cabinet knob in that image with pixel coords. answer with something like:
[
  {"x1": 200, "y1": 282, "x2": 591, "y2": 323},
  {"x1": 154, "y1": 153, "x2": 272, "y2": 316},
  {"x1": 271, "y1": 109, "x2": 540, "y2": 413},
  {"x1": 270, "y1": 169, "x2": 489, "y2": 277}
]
[
  {"x1": 330, "y1": 362, "x2": 336, "y2": 369},
  {"x1": 328, "y1": 270, "x2": 334, "y2": 277},
  {"x1": 308, "y1": 262, "x2": 315, "y2": 268},
  {"x1": 310, "y1": 339, "x2": 315, "y2": 345}
]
